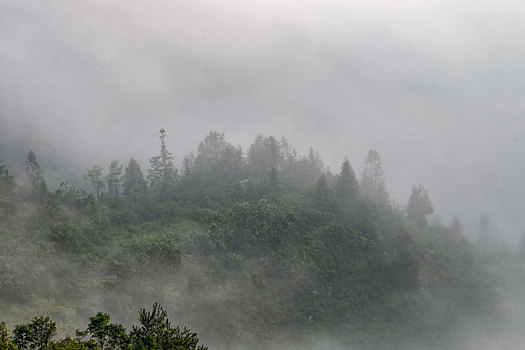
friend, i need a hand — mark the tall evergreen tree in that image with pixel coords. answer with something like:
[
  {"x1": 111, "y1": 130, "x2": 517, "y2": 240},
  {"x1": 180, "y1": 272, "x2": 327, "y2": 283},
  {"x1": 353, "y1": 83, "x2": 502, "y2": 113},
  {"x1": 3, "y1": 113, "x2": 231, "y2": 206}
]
[
  {"x1": 361, "y1": 149, "x2": 388, "y2": 202},
  {"x1": 247, "y1": 135, "x2": 282, "y2": 178},
  {"x1": 25, "y1": 151, "x2": 47, "y2": 199},
  {"x1": 406, "y1": 184, "x2": 433, "y2": 228},
  {"x1": 148, "y1": 129, "x2": 178, "y2": 199},
  {"x1": 105, "y1": 160, "x2": 123, "y2": 197},
  {"x1": 25, "y1": 151, "x2": 44, "y2": 186},
  {"x1": 130, "y1": 304, "x2": 207, "y2": 350},
  {"x1": 335, "y1": 157, "x2": 358, "y2": 207},
  {"x1": 193, "y1": 131, "x2": 244, "y2": 185},
  {"x1": 182, "y1": 153, "x2": 195, "y2": 179},
  {"x1": 0, "y1": 161, "x2": 16, "y2": 221},
  {"x1": 287, "y1": 147, "x2": 324, "y2": 186},
  {"x1": 0, "y1": 161, "x2": 15, "y2": 195},
  {"x1": 314, "y1": 174, "x2": 334, "y2": 210},
  {"x1": 122, "y1": 158, "x2": 147, "y2": 198},
  {"x1": 84, "y1": 165, "x2": 105, "y2": 200}
]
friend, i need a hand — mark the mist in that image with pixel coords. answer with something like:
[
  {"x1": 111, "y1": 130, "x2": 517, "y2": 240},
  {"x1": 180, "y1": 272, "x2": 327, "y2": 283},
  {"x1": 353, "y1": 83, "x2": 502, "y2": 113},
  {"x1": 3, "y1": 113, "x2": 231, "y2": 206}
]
[
  {"x1": 2, "y1": 0, "x2": 525, "y2": 244},
  {"x1": 1, "y1": 0, "x2": 525, "y2": 349}
]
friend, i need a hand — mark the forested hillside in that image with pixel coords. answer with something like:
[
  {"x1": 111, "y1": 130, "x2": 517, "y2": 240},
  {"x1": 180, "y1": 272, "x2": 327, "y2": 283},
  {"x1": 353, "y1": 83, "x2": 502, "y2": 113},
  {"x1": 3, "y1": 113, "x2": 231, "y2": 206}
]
[{"x1": 0, "y1": 130, "x2": 508, "y2": 349}]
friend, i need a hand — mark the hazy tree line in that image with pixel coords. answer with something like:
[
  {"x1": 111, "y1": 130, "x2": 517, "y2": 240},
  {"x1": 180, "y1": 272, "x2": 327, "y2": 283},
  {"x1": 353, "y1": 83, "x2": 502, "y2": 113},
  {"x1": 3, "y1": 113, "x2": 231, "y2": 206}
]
[{"x1": 0, "y1": 130, "x2": 517, "y2": 349}]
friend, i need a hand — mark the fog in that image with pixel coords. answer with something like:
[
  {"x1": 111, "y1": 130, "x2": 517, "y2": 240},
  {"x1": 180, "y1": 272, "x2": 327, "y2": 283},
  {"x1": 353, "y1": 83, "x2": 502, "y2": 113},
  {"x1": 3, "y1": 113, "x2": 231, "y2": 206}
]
[
  {"x1": 2, "y1": 0, "x2": 525, "y2": 244},
  {"x1": 1, "y1": 1, "x2": 525, "y2": 348}
]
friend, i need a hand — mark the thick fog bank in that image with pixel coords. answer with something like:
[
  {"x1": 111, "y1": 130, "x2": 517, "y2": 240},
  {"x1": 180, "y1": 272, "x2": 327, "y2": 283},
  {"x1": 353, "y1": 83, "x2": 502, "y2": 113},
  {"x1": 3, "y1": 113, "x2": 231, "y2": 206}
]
[{"x1": 2, "y1": 0, "x2": 525, "y2": 247}]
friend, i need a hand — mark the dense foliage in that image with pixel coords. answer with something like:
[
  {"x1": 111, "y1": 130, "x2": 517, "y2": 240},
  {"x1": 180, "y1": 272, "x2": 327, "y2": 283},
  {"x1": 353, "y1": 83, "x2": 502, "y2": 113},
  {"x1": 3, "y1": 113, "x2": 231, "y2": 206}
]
[
  {"x1": 0, "y1": 304, "x2": 206, "y2": 350},
  {"x1": 0, "y1": 131, "x2": 508, "y2": 349}
]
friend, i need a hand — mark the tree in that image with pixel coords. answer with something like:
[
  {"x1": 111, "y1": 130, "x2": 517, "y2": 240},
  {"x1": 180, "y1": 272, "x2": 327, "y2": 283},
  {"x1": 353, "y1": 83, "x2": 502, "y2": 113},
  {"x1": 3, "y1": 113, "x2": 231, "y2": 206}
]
[
  {"x1": 247, "y1": 135, "x2": 282, "y2": 178},
  {"x1": 0, "y1": 161, "x2": 15, "y2": 192},
  {"x1": 190, "y1": 131, "x2": 244, "y2": 204},
  {"x1": 181, "y1": 153, "x2": 194, "y2": 180},
  {"x1": 148, "y1": 129, "x2": 177, "y2": 199},
  {"x1": 122, "y1": 159, "x2": 147, "y2": 198},
  {"x1": 268, "y1": 166, "x2": 279, "y2": 194},
  {"x1": 105, "y1": 161, "x2": 123, "y2": 198},
  {"x1": 0, "y1": 161, "x2": 16, "y2": 221},
  {"x1": 84, "y1": 165, "x2": 105, "y2": 200},
  {"x1": 335, "y1": 157, "x2": 358, "y2": 207},
  {"x1": 406, "y1": 184, "x2": 433, "y2": 228},
  {"x1": 13, "y1": 316, "x2": 56, "y2": 350},
  {"x1": 25, "y1": 151, "x2": 47, "y2": 199},
  {"x1": 0, "y1": 322, "x2": 17, "y2": 350},
  {"x1": 360, "y1": 149, "x2": 388, "y2": 202},
  {"x1": 194, "y1": 132, "x2": 243, "y2": 181},
  {"x1": 314, "y1": 174, "x2": 335, "y2": 211},
  {"x1": 77, "y1": 312, "x2": 129, "y2": 350},
  {"x1": 25, "y1": 151, "x2": 44, "y2": 187},
  {"x1": 285, "y1": 147, "x2": 324, "y2": 186},
  {"x1": 130, "y1": 304, "x2": 207, "y2": 350}
]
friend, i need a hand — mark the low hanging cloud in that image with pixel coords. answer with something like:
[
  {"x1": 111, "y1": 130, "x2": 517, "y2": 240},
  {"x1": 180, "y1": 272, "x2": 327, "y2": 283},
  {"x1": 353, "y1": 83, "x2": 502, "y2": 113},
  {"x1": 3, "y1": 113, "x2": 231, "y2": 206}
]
[{"x1": 1, "y1": 0, "x2": 525, "y2": 243}]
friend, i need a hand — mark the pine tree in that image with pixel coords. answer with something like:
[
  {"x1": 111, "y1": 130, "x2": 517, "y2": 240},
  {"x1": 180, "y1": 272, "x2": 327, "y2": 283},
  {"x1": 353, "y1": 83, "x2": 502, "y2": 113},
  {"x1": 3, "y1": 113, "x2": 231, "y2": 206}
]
[
  {"x1": 148, "y1": 129, "x2": 178, "y2": 199},
  {"x1": 247, "y1": 135, "x2": 282, "y2": 178},
  {"x1": 315, "y1": 174, "x2": 335, "y2": 211},
  {"x1": 0, "y1": 161, "x2": 15, "y2": 196},
  {"x1": 105, "y1": 160, "x2": 123, "y2": 197},
  {"x1": 25, "y1": 151, "x2": 44, "y2": 186},
  {"x1": 25, "y1": 151, "x2": 47, "y2": 199},
  {"x1": 122, "y1": 158, "x2": 147, "y2": 198},
  {"x1": 130, "y1": 304, "x2": 207, "y2": 350},
  {"x1": 335, "y1": 157, "x2": 358, "y2": 207},
  {"x1": 84, "y1": 165, "x2": 105, "y2": 200},
  {"x1": 361, "y1": 149, "x2": 388, "y2": 202},
  {"x1": 406, "y1": 184, "x2": 433, "y2": 228}
]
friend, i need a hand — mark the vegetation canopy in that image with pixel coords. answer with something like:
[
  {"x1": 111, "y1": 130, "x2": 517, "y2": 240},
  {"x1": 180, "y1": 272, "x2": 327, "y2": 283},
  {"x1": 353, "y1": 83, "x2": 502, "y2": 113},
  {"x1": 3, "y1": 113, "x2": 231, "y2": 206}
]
[{"x1": 0, "y1": 131, "x2": 512, "y2": 350}]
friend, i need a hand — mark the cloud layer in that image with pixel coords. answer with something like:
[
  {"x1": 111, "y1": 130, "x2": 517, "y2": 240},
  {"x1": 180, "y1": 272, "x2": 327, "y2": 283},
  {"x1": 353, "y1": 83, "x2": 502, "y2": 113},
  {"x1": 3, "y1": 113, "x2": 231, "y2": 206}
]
[{"x1": 1, "y1": 0, "x2": 525, "y2": 242}]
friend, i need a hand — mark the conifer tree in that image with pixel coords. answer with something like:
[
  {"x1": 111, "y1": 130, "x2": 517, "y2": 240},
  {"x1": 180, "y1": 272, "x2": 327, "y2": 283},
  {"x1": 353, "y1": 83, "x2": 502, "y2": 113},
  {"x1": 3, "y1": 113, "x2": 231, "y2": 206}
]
[
  {"x1": 315, "y1": 174, "x2": 335, "y2": 211},
  {"x1": 361, "y1": 149, "x2": 388, "y2": 202},
  {"x1": 25, "y1": 151, "x2": 47, "y2": 199},
  {"x1": 247, "y1": 135, "x2": 282, "y2": 178},
  {"x1": 406, "y1": 184, "x2": 433, "y2": 228},
  {"x1": 105, "y1": 160, "x2": 123, "y2": 197},
  {"x1": 335, "y1": 157, "x2": 358, "y2": 207},
  {"x1": 84, "y1": 165, "x2": 105, "y2": 200},
  {"x1": 0, "y1": 161, "x2": 16, "y2": 221},
  {"x1": 148, "y1": 129, "x2": 178, "y2": 199},
  {"x1": 193, "y1": 131, "x2": 244, "y2": 186},
  {"x1": 25, "y1": 151, "x2": 44, "y2": 186},
  {"x1": 130, "y1": 304, "x2": 207, "y2": 350},
  {"x1": 0, "y1": 161, "x2": 15, "y2": 196},
  {"x1": 122, "y1": 158, "x2": 147, "y2": 198}
]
